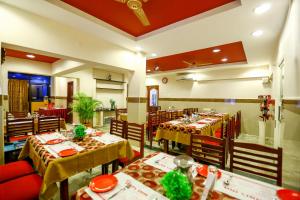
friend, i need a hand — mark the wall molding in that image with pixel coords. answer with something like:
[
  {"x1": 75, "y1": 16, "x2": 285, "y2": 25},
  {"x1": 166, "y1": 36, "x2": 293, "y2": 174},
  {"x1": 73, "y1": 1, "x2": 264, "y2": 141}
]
[
  {"x1": 158, "y1": 97, "x2": 261, "y2": 103},
  {"x1": 127, "y1": 97, "x2": 147, "y2": 103},
  {"x1": 283, "y1": 99, "x2": 300, "y2": 105}
]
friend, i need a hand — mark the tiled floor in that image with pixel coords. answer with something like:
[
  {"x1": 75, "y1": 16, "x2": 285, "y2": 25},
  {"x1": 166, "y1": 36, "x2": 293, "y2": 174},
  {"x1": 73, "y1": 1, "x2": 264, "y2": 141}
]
[{"x1": 52, "y1": 125, "x2": 299, "y2": 199}]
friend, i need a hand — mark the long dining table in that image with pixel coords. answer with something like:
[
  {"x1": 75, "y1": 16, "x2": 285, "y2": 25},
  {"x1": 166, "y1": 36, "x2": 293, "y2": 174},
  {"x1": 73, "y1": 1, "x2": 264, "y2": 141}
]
[
  {"x1": 18, "y1": 132, "x2": 134, "y2": 200},
  {"x1": 76, "y1": 152, "x2": 281, "y2": 200},
  {"x1": 155, "y1": 117, "x2": 223, "y2": 152}
]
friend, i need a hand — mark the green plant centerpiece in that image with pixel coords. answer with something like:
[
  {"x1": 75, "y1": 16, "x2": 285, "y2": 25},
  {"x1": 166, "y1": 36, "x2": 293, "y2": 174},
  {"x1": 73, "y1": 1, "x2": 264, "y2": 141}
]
[
  {"x1": 74, "y1": 124, "x2": 86, "y2": 140},
  {"x1": 109, "y1": 99, "x2": 116, "y2": 110},
  {"x1": 160, "y1": 155, "x2": 194, "y2": 200},
  {"x1": 70, "y1": 92, "x2": 101, "y2": 127}
]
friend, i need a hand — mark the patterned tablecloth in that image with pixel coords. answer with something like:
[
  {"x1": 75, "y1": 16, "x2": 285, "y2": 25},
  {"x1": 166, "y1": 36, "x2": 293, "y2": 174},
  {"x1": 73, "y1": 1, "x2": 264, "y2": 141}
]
[
  {"x1": 18, "y1": 134, "x2": 134, "y2": 200},
  {"x1": 76, "y1": 153, "x2": 235, "y2": 200},
  {"x1": 198, "y1": 112, "x2": 230, "y2": 121},
  {"x1": 155, "y1": 117, "x2": 222, "y2": 145}
]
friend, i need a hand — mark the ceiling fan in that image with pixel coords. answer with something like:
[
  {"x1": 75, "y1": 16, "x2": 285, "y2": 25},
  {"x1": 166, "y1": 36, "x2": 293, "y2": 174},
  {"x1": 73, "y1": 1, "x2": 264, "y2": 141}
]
[
  {"x1": 115, "y1": 0, "x2": 150, "y2": 26},
  {"x1": 182, "y1": 60, "x2": 213, "y2": 68}
]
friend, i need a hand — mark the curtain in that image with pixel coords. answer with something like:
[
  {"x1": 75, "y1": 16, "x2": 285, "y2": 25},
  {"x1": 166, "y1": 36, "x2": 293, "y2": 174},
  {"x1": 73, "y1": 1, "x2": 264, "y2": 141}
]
[{"x1": 8, "y1": 79, "x2": 29, "y2": 113}]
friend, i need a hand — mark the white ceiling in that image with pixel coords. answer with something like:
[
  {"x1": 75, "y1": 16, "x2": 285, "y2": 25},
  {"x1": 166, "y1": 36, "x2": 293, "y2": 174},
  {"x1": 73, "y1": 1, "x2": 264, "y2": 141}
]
[{"x1": 1, "y1": 0, "x2": 290, "y2": 68}]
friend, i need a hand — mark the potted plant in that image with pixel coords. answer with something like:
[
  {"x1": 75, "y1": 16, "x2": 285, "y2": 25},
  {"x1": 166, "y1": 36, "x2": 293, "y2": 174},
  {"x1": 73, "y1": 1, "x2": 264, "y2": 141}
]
[
  {"x1": 74, "y1": 124, "x2": 86, "y2": 140},
  {"x1": 70, "y1": 92, "x2": 101, "y2": 127},
  {"x1": 109, "y1": 99, "x2": 116, "y2": 110}
]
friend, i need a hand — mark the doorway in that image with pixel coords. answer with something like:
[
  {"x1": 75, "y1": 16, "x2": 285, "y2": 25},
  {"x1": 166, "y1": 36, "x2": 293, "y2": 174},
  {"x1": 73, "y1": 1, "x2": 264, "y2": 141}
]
[
  {"x1": 67, "y1": 81, "x2": 74, "y2": 123},
  {"x1": 147, "y1": 85, "x2": 159, "y2": 112}
]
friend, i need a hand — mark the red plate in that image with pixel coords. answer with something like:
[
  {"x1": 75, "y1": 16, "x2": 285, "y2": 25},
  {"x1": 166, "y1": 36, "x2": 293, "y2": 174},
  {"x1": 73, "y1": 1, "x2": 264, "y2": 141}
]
[
  {"x1": 46, "y1": 139, "x2": 64, "y2": 145},
  {"x1": 58, "y1": 148, "x2": 77, "y2": 157},
  {"x1": 277, "y1": 189, "x2": 300, "y2": 200},
  {"x1": 89, "y1": 175, "x2": 118, "y2": 193},
  {"x1": 95, "y1": 131, "x2": 104, "y2": 136},
  {"x1": 197, "y1": 165, "x2": 222, "y2": 179}
]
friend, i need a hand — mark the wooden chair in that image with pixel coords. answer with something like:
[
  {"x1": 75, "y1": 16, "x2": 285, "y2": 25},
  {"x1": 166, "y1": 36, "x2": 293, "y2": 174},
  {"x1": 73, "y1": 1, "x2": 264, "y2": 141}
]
[
  {"x1": 158, "y1": 110, "x2": 167, "y2": 123},
  {"x1": 38, "y1": 116, "x2": 60, "y2": 134},
  {"x1": 119, "y1": 123, "x2": 145, "y2": 166},
  {"x1": 170, "y1": 110, "x2": 178, "y2": 120},
  {"x1": 110, "y1": 119, "x2": 126, "y2": 138},
  {"x1": 183, "y1": 108, "x2": 189, "y2": 116},
  {"x1": 193, "y1": 108, "x2": 199, "y2": 113},
  {"x1": 11, "y1": 111, "x2": 27, "y2": 118},
  {"x1": 6, "y1": 118, "x2": 34, "y2": 142},
  {"x1": 229, "y1": 140, "x2": 283, "y2": 186},
  {"x1": 115, "y1": 108, "x2": 127, "y2": 120},
  {"x1": 235, "y1": 110, "x2": 241, "y2": 138},
  {"x1": 148, "y1": 112, "x2": 159, "y2": 149},
  {"x1": 190, "y1": 134, "x2": 226, "y2": 169}
]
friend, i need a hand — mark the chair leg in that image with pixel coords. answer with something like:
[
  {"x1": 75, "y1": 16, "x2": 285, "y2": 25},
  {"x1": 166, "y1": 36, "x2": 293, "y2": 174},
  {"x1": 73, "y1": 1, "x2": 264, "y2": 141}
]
[
  {"x1": 171, "y1": 141, "x2": 176, "y2": 149},
  {"x1": 112, "y1": 160, "x2": 119, "y2": 172}
]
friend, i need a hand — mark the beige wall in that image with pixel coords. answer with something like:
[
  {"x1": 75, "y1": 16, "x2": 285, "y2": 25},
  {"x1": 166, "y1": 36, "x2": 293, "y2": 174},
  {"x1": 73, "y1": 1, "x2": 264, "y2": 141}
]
[{"x1": 4, "y1": 56, "x2": 52, "y2": 75}]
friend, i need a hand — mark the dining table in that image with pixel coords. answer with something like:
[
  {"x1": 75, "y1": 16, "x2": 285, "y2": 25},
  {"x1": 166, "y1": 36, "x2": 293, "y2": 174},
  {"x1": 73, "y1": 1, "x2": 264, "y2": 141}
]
[
  {"x1": 75, "y1": 152, "x2": 281, "y2": 200},
  {"x1": 18, "y1": 132, "x2": 134, "y2": 200},
  {"x1": 156, "y1": 117, "x2": 222, "y2": 152}
]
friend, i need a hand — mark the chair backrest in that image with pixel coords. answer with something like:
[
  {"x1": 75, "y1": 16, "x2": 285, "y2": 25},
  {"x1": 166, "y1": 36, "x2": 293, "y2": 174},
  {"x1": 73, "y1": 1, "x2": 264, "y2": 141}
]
[
  {"x1": 170, "y1": 110, "x2": 178, "y2": 120},
  {"x1": 235, "y1": 110, "x2": 241, "y2": 138},
  {"x1": 126, "y1": 122, "x2": 144, "y2": 158},
  {"x1": 190, "y1": 134, "x2": 226, "y2": 169},
  {"x1": 183, "y1": 108, "x2": 189, "y2": 116},
  {"x1": 193, "y1": 108, "x2": 199, "y2": 113},
  {"x1": 229, "y1": 140, "x2": 282, "y2": 186},
  {"x1": 11, "y1": 111, "x2": 27, "y2": 118},
  {"x1": 226, "y1": 115, "x2": 236, "y2": 139},
  {"x1": 6, "y1": 118, "x2": 34, "y2": 140},
  {"x1": 110, "y1": 119, "x2": 126, "y2": 138},
  {"x1": 158, "y1": 110, "x2": 167, "y2": 123},
  {"x1": 38, "y1": 116, "x2": 60, "y2": 134},
  {"x1": 115, "y1": 108, "x2": 127, "y2": 120},
  {"x1": 6, "y1": 112, "x2": 14, "y2": 120}
]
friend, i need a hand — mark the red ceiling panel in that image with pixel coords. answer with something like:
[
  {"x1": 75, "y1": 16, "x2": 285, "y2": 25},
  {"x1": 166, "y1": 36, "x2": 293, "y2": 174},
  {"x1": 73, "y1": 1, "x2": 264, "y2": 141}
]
[
  {"x1": 146, "y1": 41, "x2": 247, "y2": 72},
  {"x1": 5, "y1": 49, "x2": 60, "y2": 63},
  {"x1": 63, "y1": 0, "x2": 236, "y2": 37}
]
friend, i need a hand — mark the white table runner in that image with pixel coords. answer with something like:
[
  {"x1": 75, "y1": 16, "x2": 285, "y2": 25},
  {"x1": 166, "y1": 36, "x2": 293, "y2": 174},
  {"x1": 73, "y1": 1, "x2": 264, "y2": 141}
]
[
  {"x1": 35, "y1": 132, "x2": 66, "y2": 144},
  {"x1": 143, "y1": 152, "x2": 177, "y2": 172},
  {"x1": 44, "y1": 141, "x2": 84, "y2": 158},
  {"x1": 92, "y1": 133, "x2": 125, "y2": 145}
]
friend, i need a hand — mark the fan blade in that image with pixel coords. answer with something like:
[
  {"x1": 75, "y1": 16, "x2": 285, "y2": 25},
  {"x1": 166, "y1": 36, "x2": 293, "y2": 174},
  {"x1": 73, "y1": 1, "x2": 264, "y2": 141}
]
[
  {"x1": 115, "y1": 0, "x2": 127, "y2": 3},
  {"x1": 133, "y1": 7, "x2": 150, "y2": 26}
]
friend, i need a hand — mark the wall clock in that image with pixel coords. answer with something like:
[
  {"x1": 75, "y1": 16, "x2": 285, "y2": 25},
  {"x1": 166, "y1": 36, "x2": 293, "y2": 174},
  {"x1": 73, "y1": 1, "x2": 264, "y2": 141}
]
[{"x1": 162, "y1": 77, "x2": 168, "y2": 84}]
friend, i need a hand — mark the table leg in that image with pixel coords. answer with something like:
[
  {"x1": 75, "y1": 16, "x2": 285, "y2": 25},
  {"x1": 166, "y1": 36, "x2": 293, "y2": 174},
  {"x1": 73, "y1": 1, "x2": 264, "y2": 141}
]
[
  {"x1": 112, "y1": 159, "x2": 119, "y2": 172},
  {"x1": 60, "y1": 178, "x2": 69, "y2": 200},
  {"x1": 164, "y1": 139, "x2": 169, "y2": 153}
]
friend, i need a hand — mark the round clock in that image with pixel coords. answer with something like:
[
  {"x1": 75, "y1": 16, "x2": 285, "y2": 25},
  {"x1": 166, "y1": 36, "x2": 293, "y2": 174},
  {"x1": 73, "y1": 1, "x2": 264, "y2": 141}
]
[{"x1": 162, "y1": 77, "x2": 168, "y2": 84}]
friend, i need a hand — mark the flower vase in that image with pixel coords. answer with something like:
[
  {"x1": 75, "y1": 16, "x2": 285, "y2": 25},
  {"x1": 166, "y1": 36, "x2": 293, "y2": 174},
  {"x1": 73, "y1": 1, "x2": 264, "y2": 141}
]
[{"x1": 258, "y1": 120, "x2": 266, "y2": 145}]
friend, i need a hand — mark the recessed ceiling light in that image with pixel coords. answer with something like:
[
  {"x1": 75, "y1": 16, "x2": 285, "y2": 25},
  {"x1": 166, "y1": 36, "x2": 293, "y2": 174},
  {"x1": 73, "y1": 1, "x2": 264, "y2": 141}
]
[
  {"x1": 151, "y1": 53, "x2": 157, "y2": 57},
  {"x1": 26, "y1": 54, "x2": 35, "y2": 59},
  {"x1": 135, "y1": 46, "x2": 142, "y2": 51},
  {"x1": 254, "y1": 3, "x2": 271, "y2": 15},
  {"x1": 213, "y1": 49, "x2": 221, "y2": 53},
  {"x1": 252, "y1": 30, "x2": 264, "y2": 37},
  {"x1": 221, "y1": 58, "x2": 228, "y2": 62},
  {"x1": 147, "y1": 69, "x2": 151, "y2": 72},
  {"x1": 154, "y1": 65, "x2": 159, "y2": 71}
]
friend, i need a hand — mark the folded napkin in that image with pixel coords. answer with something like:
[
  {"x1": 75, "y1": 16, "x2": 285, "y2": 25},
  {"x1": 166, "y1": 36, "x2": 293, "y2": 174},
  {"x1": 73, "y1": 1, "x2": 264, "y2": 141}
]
[
  {"x1": 144, "y1": 152, "x2": 177, "y2": 172},
  {"x1": 85, "y1": 128, "x2": 95, "y2": 135},
  {"x1": 92, "y1": 133, "x2": 125, "y2": 145},
  {"x1": 85, "y1": 172, "x2": 168, "y2": 200},
  {"x1": 44, "y1": 141, "x2": 84, "y2": 158},
  {"x1": 35, "y1": 132, "x2": 66, "y2": 144}
]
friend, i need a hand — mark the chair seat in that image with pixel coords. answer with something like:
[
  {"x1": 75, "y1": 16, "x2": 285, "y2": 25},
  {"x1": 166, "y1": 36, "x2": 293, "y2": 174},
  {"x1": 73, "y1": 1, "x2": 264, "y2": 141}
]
[
  {"x1": 215, "y1": 130, "x2": 222, "y2": 138},
  {"x1": 0, "y1": 161, "x2": 34, "y2": 183},
  {"x1": 119, "y1": 150, "x2": 141, "y2": 164},
  {"x1": 152, "y1": 131, "x2": 157, "y2": 136},
  {"x1": 9, "y1": 135, "x2": 29, "y2": 142},
  {"x1": 0, "y1": 174, "x2": 42, "y2": 200}
]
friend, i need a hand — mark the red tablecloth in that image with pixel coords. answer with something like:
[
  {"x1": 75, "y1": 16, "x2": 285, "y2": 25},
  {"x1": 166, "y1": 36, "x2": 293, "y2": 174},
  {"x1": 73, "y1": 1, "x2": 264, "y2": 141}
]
[{"x1": 38, "y1": 108, "x2": 67, "y2": 120}]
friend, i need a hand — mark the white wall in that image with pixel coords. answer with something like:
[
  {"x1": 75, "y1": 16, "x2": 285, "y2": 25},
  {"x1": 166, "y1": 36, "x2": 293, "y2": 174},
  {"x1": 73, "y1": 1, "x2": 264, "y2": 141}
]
[
  {"x1": 276, "y1": 0, "x2": 300, "y2": 99},
  {"x1": 4, "y1": 56, "x2": 52, "y2": 75}
]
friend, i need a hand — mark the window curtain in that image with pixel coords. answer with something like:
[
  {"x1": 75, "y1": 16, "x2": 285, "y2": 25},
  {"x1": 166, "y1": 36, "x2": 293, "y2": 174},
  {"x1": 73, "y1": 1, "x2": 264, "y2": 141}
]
[{"x1": 8, "y1": 79, "x2": 29, "y2": 113}]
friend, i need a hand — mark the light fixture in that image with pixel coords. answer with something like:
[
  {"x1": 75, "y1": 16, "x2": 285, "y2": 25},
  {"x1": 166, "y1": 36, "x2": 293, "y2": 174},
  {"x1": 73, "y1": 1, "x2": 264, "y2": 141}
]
[
  {"x1": 26, "y1": 54, "x2": 35, "y2": 59},
  {"x1": 147, "y1": 69, "x2": 151, "y2": 72},
  {"x1": 135, "y1": 46, "x2": 142, "y2": 51},
  {"x1": 213, "y1": 49, "x2": 221, "y2": 53},
  {"x1": 154, "y1": 65, "x2": 159, "y2": 71},
  {"x1": 254, "y1": 3, "x2": 271, "y2": 15},
  {"x1": 151, "y1": 53, "x2": 157, "y2": 57},
  {"x1": 221, "y1": 58, "x2": 228, "y2": 62},
  {"x1": 252, "y1": 30, "x2": 264, "y2": 37}
]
